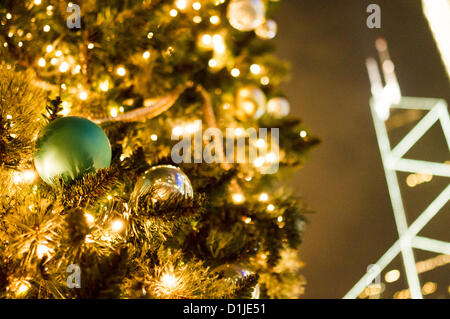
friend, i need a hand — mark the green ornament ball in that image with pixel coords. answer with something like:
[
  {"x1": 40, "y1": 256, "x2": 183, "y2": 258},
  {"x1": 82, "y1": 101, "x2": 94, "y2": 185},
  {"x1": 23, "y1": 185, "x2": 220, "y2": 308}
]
[{"x1": 34, "y1": 116, "x2": 112, "y2": 186}]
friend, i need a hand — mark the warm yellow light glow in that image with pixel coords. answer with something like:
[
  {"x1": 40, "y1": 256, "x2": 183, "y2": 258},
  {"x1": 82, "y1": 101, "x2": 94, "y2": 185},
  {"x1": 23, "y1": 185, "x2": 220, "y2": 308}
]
[
  {"x1": 210, "y1": 16, "x2": 220, "y2": 25},
  {"x1": 170, "y1": 9, "x2": 178, "y2": 17},
  {"x1": 99, "y1": 80, "x2": 109, "y2": 92},
  {"x1": 36, "y1": 242, "x2": 52, "y2": 259},
  {"x1": 160, "y1": 273, "x2": 178, "y2": 291},
  {"x1": 231, "y1": 68, "x2": 240, "y2": 77},
  {"x1": 259, "y1": 193, "x2": 269, "y2": 202},
  {"x1": 143, "y1": 51, "x2": 151, "y2": 59},
  {"x1": 38, "y1": 58, "x2": 46, "y2": 67},
  {"x1": 202, "y1": 34, "x2": 212, "y2": 46},
  {"x1": 256, "y1": 138, "x2": 266, "y2": 149},
  {"x1": 6, "y1": 13, "x2": 12, "y2": 19},
  {"x1": 79, "y1": 91, "x2": 88, "y2": 100},
  {"x1": 277, "y1": 216, "x2": 283, "y2": 222},
  {"x1": 34, "y1": 0, "x2": 42, "y2": 5},
  {"x1": 232, "y1": 193, "x2": 245, "y2": 204},
  {"x1": 111, "y1": 219, "x2": 125, "y2": 233},
  {"x1": 192, "y1": 2, "x2": 201, "y2": 10},
  {"x1": 18, "y1": 41, "x2": 23, "y2": 47},
  {"x1": 250, "y1": 64, "x2": 261, "y2": 75},
  {"x1": 172, "y1": 126, "x2": 184, "y2": 136},
  {"x1": 50, "y1": 58, "x2": 57, "y2": 65},
  {"x1": 244, "y1": 217, "x2": 252, "y2": 224},
  {"x1": 193, "y1": 16, "x2": 202, "y2": 23},
  {"x1": 175, "y1": 0, "x2": 187, "y2": 10},
  {"x1": 87, "y1": 42, "x2": 94, "y2": 49},
  {"x1": 254, "y1": 157, "x2": 265, "y2": 168},
  {"x1": 59, "y1": 61, "x2": 69, "y2": 73},
  {"x1": 208, "y1": 59, "x2": 217, "y2": 68},
  {"x1": 84, "y1": 212, "x2": 95, "y2": 225},
  {"x1": 110, "y1": 108, "x2": 118, "y2": 118},
  {"x1": 43, "y1": 25, "x2": 50, "y2": 32},
  {"x1": 260, "y1": 76, "x2": 270, "y2": 86},
  {"x1": 14, "y1": 280, "x2": 31, "y2": 296},
  {"x1": 151, "y1": 134, "x2": 158, "y2": 141},
  {"x1": 267, "y1": 204, "x2": 275, "y2": 212},
  {"x1": 46, "y1": 44, "x2": 53, "y2": 53},
  {"x1": 385, "y1": 269, "x2": 400, "y2": 283},
  {"x1": 55, "y1": 50, "x2": 62, "y2": 57},
  {"x1": 147, "y1": 32, "x2": 154, "y2": 39},
  {"x1": 300, "y1": 130, "x2": 307, "y2": 138},
  {"x1": 116, "y1": 66, "x2": 126, "y2": 76}
]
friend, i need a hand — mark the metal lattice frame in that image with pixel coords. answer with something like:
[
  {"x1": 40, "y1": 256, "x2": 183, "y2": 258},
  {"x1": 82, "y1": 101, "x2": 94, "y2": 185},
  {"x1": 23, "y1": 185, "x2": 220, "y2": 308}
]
[{"x1": 344, "y1": 96, "x2": 450, "y2": 299}]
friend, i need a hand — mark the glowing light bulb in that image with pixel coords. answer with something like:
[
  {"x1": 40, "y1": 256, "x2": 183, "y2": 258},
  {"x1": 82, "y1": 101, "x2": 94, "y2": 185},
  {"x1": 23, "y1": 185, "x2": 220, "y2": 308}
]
[
  {"x1": 99, "y1": 80, "x2": 109, "y2": 92},
  {"x1": 385, "y1": 269, "x2": 400, "y2": 283},
  {"x1": 161, "y1": 273, "x2": 178, "y2": 292},
  {"x1": 170, "y1": 9, "x2": 178, "y2": 17},
  {"x1": 259, "y1": 193, "x2": 269, "y2": 202},
  {"x1": 36, "y1": 242, "x2": 52, "y2": 259},
  {"x1": 300, "y1": 130, "x2": 307, "y2": 138},
  {"x1": 111, "y1": 219, "x2": 125, "y2": 233},
  {"x1": 43, "y1": 25, "x2": 50, "y2": 32},
  {"x1": 34, "y1": 0, "x2": 42, "y2": 5},
  {"x1": 147, "y1": 32, "x2": 154, "y2": 39},
  {"x1": 38, "y1": 58, "x2": 46, "y2": 67},
  {"x1": 193, "y1": 16, "x2": 202, "y2": 23},
  {"x1": 87, "y1": 43, "x2": 94, "y2": 49},
  {"x1": 210, "y1": 16, "x2": 220, "y2": 25},
  {"x1": 143, "y1": 51, "x2": 151, "y2": 59},
  {"x1": 254, "y1": 157, "x2": 265, "y2": 168},
  {"x1": 202, "y1": 34, "x2": 212, "y2": 46},
  {"x1": 172, "y1": 126, "x2": 184, "y2": 136},
  {"x1": 260, "y1": 76, "x2": 270, "y2": 86},
  {"x1": 50, "y1": 58, "x2": 57, "y2": 65},
  {"x1": 116, "y1": 66, "x2": 126, "y2": 76},
  {"x1": 79, "y1": 91, "x2": 88, "y2": 100},
  {"x1": 250, "y1": 64, "x2": 261, "y2": 75},
  {"x1": 255, "y1": 138, "x2": 266, "y2": 148},
  {"x1": 267, "y1": 204, "x2": 275, "y2": 212},
  {"x1": 175, "y1": 0, "x2": 187, "y2": 10},
  {"x1": 231, "y1": 68, "x2": 240, "y2": 77},
  {"x1": 59, "y1": 61, "x2": 69, "y2": 72},
  {"x1": 192, "y1": 2, "x2": 201, "y2": 10},
  {"x1": 110, "y1": 108, "x2": 118, "y2": 117},
  {"x1": 6, "y1": 13, "x2": 12, "y2": 19},
  {"x1": 46, "y1": 44, "x2": 53, "y2": 52},
  {"x1": 151, "y1": 134, "x2": 158, "y2": 141},
  {"x1": 84, "y1": 212, "x2": 95, "y2": 225},
  {"x1": 208, "y1": 59, "x2": 217, "y2": 68},
  {"x1": 55, "y1": 50, "x2": 62, "y2": 57},
  {"x1": 232, "y1": 193, "x2": 245, "y2": 204}
]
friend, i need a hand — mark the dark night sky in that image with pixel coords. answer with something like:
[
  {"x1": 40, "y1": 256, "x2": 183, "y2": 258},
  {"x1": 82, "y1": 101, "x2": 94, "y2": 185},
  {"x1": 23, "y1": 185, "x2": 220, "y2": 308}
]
[{"x1": 274, "y1": 0, "x2": 450, "y2": 298}]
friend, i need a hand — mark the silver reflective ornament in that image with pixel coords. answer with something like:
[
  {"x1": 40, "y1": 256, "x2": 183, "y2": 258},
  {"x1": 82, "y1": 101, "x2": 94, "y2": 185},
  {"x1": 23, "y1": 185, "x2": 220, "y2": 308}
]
[
  {"x1": 227, "y1": 0, "x2": 266, "y2": 32},
  {"x1": 236, "y1": 86, "x2": 266, "y2": 120},
  {"x1": 133, "y1": 165, "x2": 193, "y2": 203},
  {"x1": 255, "y1": 19, "x2": 278, "y2": 40}
]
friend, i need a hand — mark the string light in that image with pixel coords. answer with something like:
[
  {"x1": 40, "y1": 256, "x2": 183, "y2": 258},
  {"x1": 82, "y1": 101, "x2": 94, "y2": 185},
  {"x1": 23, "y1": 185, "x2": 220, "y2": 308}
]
[
  {"x1": 50, "y1": 58, "x2": 57, "y2": 65},
  {"x1": 258, "y1": 193, "x2": 269, "y2": 202},
  {"x1": 79, "y1": 91, "x2": 88, "y2": 100},
  {"x1": 193, "y1": 16, "x2": 202, "y2": 23},
  {"x1": 142, "y1": 51, "x2": 151, "y2": 59},
  {"x1": 250, "y1": 64, "x2": 261, "y2": 75},
  {"x1": 34, "y1": 0, "x2": 42, "y2": 5},
  {"x1": 384, "y1": 269, "x2": 400, "y2": 283},
  {"x1": 110, "y1": 108, "x2": 118, "y2": 117},
  {"x1": 38, "y1": 58, "x2": 46, "y2": 67},
  {"x1": 208, "y1": 59, "x2": 217, "y2": 68},
  {"x1": 175, "y1": 0, "x2": 187, "y2": 10},
  {"x1": 151, "y1": 134, "x2": 158, "y2": 141},
  {"x1": 192, "y1": 2, "x2": 201, "y2": 10},
  {"x1": 87, "y1": 43, "x2": 94, "y2": 49},
  {"x1": 267, "y1": 204, "x2": 275, "y2": 212},
  {"x1": 202, "y1": 34, "x2": 212, "y2": 46},
  {"x1": 116, "y1": 66, "x2": 126, "y2": 76},
  {"x1": 46, "y1": 44, "x2": 53, "y2": 52},
  {"x1": 55, "y1": 50, "x2": 62, "y2": 57},
  {"x1": 6, "y1": 13, "x2": 12, "y2": 19},
  {"x1": 147, "y1": 32, "x2": 154, "y2": 39},
  {"x1": 111, "y1": 219, "x2": 125, "y2": 233},
  {"x1": 43, "y1": 25, "x2": 50, "y2": 32},
  {"x1": 170, "y1": 9, "x2": 178, "y2": 17},
  {"x1": 84, "y1": 212, "x2": 95, "y2": 225},
  {"x1": 231, "y1": 68, "x2": 240, "y2": 77},
  {"x1": 232, "y1": 193, "x2": 245, "y2": 204},
  {"x1": 59, "y1": 61, "x2": 69, "y2": 72},
  {"x1": 36, "y1": 242, "x2": 53, "y2": 259},
  {"x1": 172, "y1": 126, "x2": 184, "y2": 136},
  {"x1": 160, "y1": 273, "x2": 179, "y2": 294},
  {"x1": 300, "y1": 130, "x2": 307, "y2": 138},
  {"x1": 210, "y1": 16, "x2": 220, "y2": 25},
  {"x1": 260, "y1": 76, "x2": 270, "y2": 86},
  {"x1": 99, "y1": 80, "x2": 109, "y2": 92}
]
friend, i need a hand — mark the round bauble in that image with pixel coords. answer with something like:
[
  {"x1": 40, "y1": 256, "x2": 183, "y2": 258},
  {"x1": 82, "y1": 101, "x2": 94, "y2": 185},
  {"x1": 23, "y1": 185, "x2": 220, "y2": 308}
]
[
  {"x1": 236, "y1": 86, "x2": 266, "y2": 120},
  {"x1": 255, "y1": 19, "x2": 278, "y2": 40},
  {"x1": 214, "y1": 264, "x2": 260, "y2": 299},
  {"x1": 132, "y1": 165, "x2": 193, "y2": 204},
  {"x1": 34, "y1": 116, "x2": 112, "y2": 186},
  {"x1": 227, "y1": 0, "x2": 266, "y2": 32},
  {"x1": 267, "y1": 97, "x2": 290, "y2": 118}
]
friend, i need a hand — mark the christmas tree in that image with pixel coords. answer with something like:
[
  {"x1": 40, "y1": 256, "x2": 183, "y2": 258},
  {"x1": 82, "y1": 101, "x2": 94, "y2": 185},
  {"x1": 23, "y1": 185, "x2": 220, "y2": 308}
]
[{"x1": 0, "y1": 0, "x2": 318, "y2": 299}]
